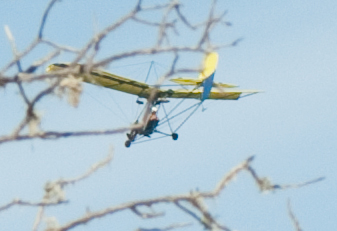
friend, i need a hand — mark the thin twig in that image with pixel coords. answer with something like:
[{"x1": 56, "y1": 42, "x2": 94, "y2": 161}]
[
  {"x1": 39, "y1": 0, "x2": 60, "y2": 39},
  {"x1": 288, "y1": 200, "x2": 303, "y2": 231},
  {"x1": 0, "y1": 199, "x2": 67, "y2": 213},
  {"x1": 136, "y1": 222, "x2": 192, "y2": 231},
  {"x1": 0, "y1": 124, "x2": 143, "y2": 145},
  {"x1": 53, "y1": 156, "x2": 253, "y2": 231},
  {"x1": 57, "y1": 153, "x2": 113, "y2": 186},
  {"x1": 32, "y1": 207, "x2": 45, "y2": 231}
]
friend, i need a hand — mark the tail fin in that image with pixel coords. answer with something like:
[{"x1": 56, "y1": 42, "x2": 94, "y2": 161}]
[
  {"x1": 198, "y1": 52, "x2": 219, "y2": 81},
  {"x1": 170, "y1": 52, "x2": 219, "y2": 85}
]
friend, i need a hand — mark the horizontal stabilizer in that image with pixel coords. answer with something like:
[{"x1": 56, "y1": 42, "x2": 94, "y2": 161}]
[
  {"x1": 169, "y1": 78, "x2": 202, "y2": 85},
  {"x1": 213, "y1": 82, "x2": 238, "y2": 88},
  {"x1": 170, "y1": 78, "x2": 238, "y2": 88}
]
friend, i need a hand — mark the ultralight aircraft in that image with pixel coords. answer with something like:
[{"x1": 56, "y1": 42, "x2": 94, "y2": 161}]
[{"x1": 47, "y1": 52, "x2": 260, "y2": 147}]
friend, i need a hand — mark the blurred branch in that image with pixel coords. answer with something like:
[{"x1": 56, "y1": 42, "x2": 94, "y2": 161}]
[
  {"x1": 0, "y1": 124, "x2": 143, "y2": 145},
  {"x1": 56, "y1": 152, "x2": 113, "y2": 186},
  {"x1": 39, "y1": 0, "x2": 60, "y2": 39},
  {"x1": 4, "y1": 25, "x2": 30, "y2": 106},
  {"x1": 246, "y1": 165, "x2": 325, "y2": 191},
  {"x1": 0, "y1": 0, "x2": 60, "y2": 75},
  {"x1": 288, "y1": 200, "x2": 303, "y2": 231},
  {"x1": 53, "y1": 157, "x2": 253, "y2": 231},
  {"x1": 135, "y1": 222, "x2": 192, "y2": 231},
  {"x1": 54, "y1": 155, "x2": 322, "y2": 231},
  {"x1": 32, "y1": 206, "x2": 45, "y2": 231},
  {"x1": 275, "y1": 177, "x2": 325, "y2": 190},
  {"x1": 131, "y1": 206, "x2": 165, "y2": 219},
  {"x1": 0, "y1": 199, "x2": 67, "y2": 213},
  {"x1": 0, "y1": 152, "x2": 113, "y2": 214}
]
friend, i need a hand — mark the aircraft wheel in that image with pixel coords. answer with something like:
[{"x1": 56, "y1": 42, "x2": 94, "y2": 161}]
[
  {"x1": 125, "y1": 140, "x2": 131, "y2": 148},
  {"x1": 172, "y1": 133, "x2": 178, "y2": 140}
]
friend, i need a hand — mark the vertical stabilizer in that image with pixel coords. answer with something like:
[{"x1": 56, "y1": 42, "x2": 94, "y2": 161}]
[{"x1": 198, "y1": 52, "x2": 219, "y2": 81}]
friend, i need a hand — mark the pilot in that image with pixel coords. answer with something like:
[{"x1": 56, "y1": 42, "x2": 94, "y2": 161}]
[
  {"x1": 149, "y1": 107, "x2": 159, "y2": 122},
  {"x1": 144, "y1": 107, "x2": 159, "y2": 135}
]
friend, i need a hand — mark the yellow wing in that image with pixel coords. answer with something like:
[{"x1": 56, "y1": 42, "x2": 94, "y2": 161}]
[
  {"x1": 46, "y1": 63, "x2": 260, "y2": 100},
  {"x1": 47, "y1": 63, "x2": 154, "y2": 98}
]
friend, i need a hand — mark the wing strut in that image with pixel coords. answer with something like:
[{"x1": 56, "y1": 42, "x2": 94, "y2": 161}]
[{"x1": 161, "y1": 104, "x2": 174, "y2": 134}]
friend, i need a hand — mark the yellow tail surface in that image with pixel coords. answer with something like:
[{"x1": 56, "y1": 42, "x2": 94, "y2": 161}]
[
  {"x1": 198, "y1": 52, "x2": 218, "y2": 80},
  {"x1": 170, "y1": 52, "x2": 219, "y2": 85}
]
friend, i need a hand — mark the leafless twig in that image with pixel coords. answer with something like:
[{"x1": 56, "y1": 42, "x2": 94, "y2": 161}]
[
  {"x1": 0, "y1": 199, "x2": 67, "y2": 213},
  {"x1": 51, "y1": 157, "x2": 254, "y2": 231},
  {"x1": 0, "y1": 152, "x2": 113, "y2": 215},
  {"x1": 288, "y1": 200, "x2": 303, "y2": 231},
  {"x1": 247, "y1": 165, "x2": 325, "y2": 192},
  {"x1": 135, "y1": 222, "x2": 192, "y2": 231}
]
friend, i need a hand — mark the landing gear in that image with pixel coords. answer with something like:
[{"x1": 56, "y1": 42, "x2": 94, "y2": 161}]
[
  {"x1": 125, "y1": 140, "x2": 131, "y2": 148},
  {"x1": 172, "y1": 133, "x2": 178, "y2": 140}
]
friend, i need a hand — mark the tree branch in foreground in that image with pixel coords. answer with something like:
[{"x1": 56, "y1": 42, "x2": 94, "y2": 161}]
[
  {"x1": 42, "y1": 156, "x2": 322, "y2": 231},
  {"x1": 0, "y1": 152, "x2": 113, "y2": 213},
  {"x1": 288, "y1": 200, "x2": 303, "y2": 231}
]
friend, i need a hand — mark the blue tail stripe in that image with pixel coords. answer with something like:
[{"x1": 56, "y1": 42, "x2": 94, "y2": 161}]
[{"x1": 201, "y1": 72, "x2": 215, "y2": 101}]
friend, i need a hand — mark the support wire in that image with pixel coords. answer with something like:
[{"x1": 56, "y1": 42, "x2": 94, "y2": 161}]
[
  {"x1": 158, "y1": 102, "x2": 201, "y2": 127},
  {"x1": 174, "y1": 102, "x2": 202, "y2": 133},
  {"x1": 161, "y1": 104, "x2": 173, "y2": 133}
]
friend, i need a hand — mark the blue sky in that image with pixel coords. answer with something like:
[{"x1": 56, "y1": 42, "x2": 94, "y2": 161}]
[{"x1": 0, "y1": 0, "x2": 336, "y2": 230}]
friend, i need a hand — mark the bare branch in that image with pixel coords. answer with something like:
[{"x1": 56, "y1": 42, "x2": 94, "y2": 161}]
[
  {"x1": 93, "y1": 46, "x2": 205, "y2": 69},
  {"x1": 131, "y1": 206, "x2": 165, "y2": 219},
  {"x1": 4, "y1": 25, "x2": 32, "y2": 106},
  {"x1": 41, "y1": 39, "x2": 81, "y2": 53},
  {"x1": 157, "y1": 1, "x2": 179, "y2": 46},
  {"x1": 56, "y1": 153, "x2": 113, "y2": 187},
  {"x1": 135, "y1": 222, "x2": 192, "y2": 231},
  {"x1": 39, "y1": 0, "x2": 60, "y2": 39},
  {"x1": 246, "y1": 166, "x2": 325, "y2": 192},
  {"x1": 1, "y1": 0, "x2": 60, "y2": 75},
  {"x1": 0, "y1": 152, "x2": 112, "y2": 216},
  {"x1": 0, "y1": 39, "x2": 40, "y2": 75},
  {"x1": 209, "y1": 156, "x2": 254, "y2": 197},
  {"x1": 175, "y1": 202, "x2": 204, "y2": 227},
  {"x1": 32, "y1": 207, "x2": 45, "y2": 231},
  {"x1": 0, "y1": 199, "x2": 67, "y2": 213},
  {"x1": 275, "y1": 177, "x2": 325, "y2": 190},
  {"x1": 174, "y1": 4, "x2": 196, "y2": 30},
  {"x1": 53, "y1": 157, "x2": 253, "y2": 231},
  {"x1": 0, "y1": 124, "x2": 143, "y2": 145},
  {"x1": 24, "y1": 50, "x2": 61, "y2": 74},
  {"x1": 70, "y1": 2, "x2": 145, "y2": 66},
  {"x1": 4, "y1": 25, "x2": 20, "y2": 63},
  {"x1": 288, "y1": 200, "x2": 303, "y2": 231},
  {"x1": 132, "y1": 16, "x2": 166, "y2": 27}
]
